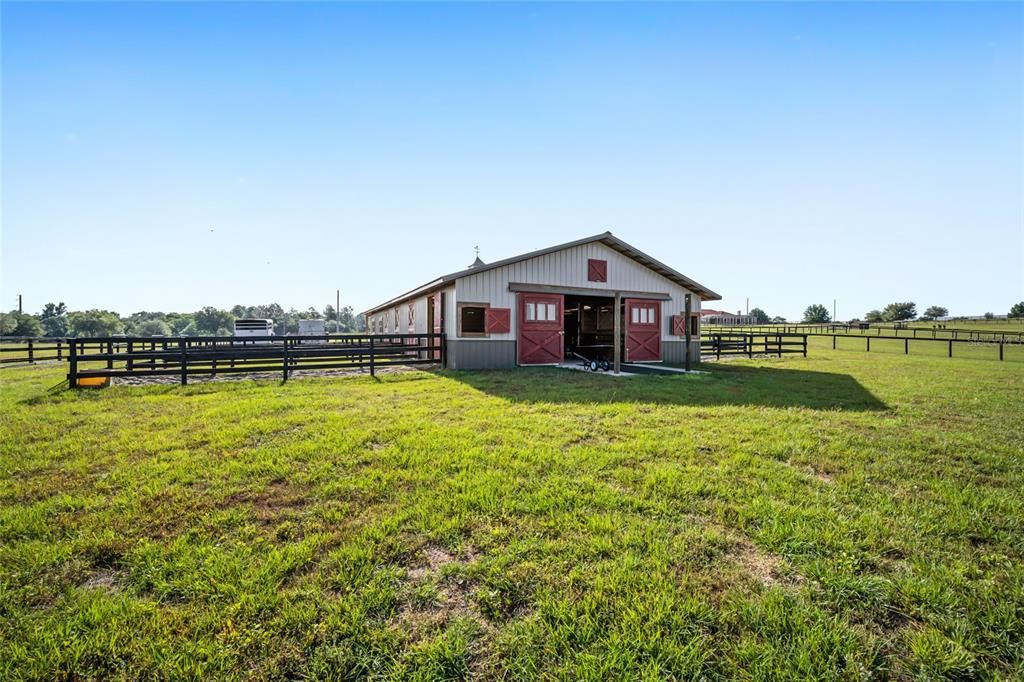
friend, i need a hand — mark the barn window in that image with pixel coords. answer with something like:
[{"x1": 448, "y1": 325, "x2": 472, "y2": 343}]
[
  {"x1": 631, "y1": 304, "x2": 657, "y2": 326},
  {"x1": 690, "y1": 314, "x2": 699, "y2": 336},
  {"x1": 526, "y1": 302, "x2": 557, "y2": 322},
  {"x1": 408, "y1": 303, "x2": 415, "y2": 331},
  {"x1": 587, "y1": 259, "x2": 608, "y2": 282},
  {"x1": 458, "y1": 303, "x2": 489, "y2": 336}
]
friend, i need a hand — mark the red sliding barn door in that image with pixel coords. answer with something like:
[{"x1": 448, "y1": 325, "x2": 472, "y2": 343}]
[
  {"x1": 625, "y1": 299, "x2": 661, "y2": 362},
  {"x1": 517, "y1": 293, "x2": 564, "y2": 365}
]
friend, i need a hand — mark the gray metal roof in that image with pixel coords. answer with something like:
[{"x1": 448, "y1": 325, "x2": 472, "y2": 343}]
[{"x1": 363, "y1": 232, "x2": 721, "y2": 315}]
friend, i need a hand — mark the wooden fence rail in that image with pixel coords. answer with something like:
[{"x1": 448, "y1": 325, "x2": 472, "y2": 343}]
[
  {"x1": 705, "y1": 323, "x2": 1024, "y2": 344},
  {"x1": 701, "y1": 332, "x2": 808, "y2": 359},
  {"x1": 62, "y1": 334, "x2": 446, "y2": 387}
]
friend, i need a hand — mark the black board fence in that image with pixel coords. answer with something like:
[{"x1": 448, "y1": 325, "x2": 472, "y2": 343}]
[
  {"x1": 64, "y1": 333, "x2": 446, "y2": 387},
  {"x1": 0, "y1": 337, "x2": 74, "y2": 364},
  {"x1": 701, "y1": 332, "x2": 808, "y2": 359},
  {"x1": 704, "y1": 323, "x2": 1024, "y2": 344}
]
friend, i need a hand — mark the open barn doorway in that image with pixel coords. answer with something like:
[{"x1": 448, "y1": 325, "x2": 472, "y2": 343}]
[{"x1": 563, "y1": 295, "x2": 620, "y2": 370}]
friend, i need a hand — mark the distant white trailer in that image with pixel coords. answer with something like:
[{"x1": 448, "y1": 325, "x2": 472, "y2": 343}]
[
  {"x1": 234, "y1": 319, "x2": 275, "y2": 337},
  {"x1": 297, "y1": 319, "x2": 326, "y2": 336}
]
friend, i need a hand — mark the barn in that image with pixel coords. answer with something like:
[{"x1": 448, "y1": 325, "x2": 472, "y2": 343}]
[{"x1": 363, "y1": 232, "x2": 720, "y2": 370}]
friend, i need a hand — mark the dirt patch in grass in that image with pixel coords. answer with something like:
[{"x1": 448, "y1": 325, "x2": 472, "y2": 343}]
[
  {"x1": 729, "y1": 535, "x2": 789, "y2": 588},
  {"x1": 224, "y1": 480, "x2": 309, "y2": 526},
  {"x1": 407, "y1": 544, "x2": 458, "y2": 580},
  {"x1": 397, "y1": 543, "x2": 486, "y2": 635},
  {"x1": 79, "y1": 569, "x2": 121, "y2": 594},
  {"x1": 790, "y1": 462, "x2": 835, "y2": 484}
]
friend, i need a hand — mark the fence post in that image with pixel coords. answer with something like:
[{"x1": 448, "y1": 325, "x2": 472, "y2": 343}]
[
  {"x1": 441, "y1": 333, "x2": 448, "y2": 369},
  {"x1": 106, "y1": 341, "x2": 113, "y2": 369},
  {"x1": 127, "y1": 341, "x2": 134, "y2": 371},
  {"x1": 867, "y1": 337, "x2": 871, "y2": 352},
  {"x1": 57, "y1": 339, "x2": 63, "y2": 360},
  {"x1": 716, "y1": 335, "x2": 721, "y2": 360},
  {"x1": 803, "y1": 335, "x2": 807, "y2": 357},
  {"x1": 179, "y1": 339, "x2": 187, "y2": 386},
  {"x1": 27, "y1": 338, "x2": 34, "y2": 364},
  {"x1": 282, "y1": 338, "x2": 289, "y2": 382},
  {"x1": 832, "y1": 335, "x2": 836, "y2": 350},
  {"x1": 948, "y1": 340, "x2": 952, "y2": 358},
  {"x1": 68, "y1": 340, "x2": 78, "y2": 387},
  {"x1": 905, "y1": 339, "x2": 909, "y2": 355},
  {"x1": 369, "y1": 336, "x2": 376, "y2": 376},
  {"x1": 999, "y1": 342, "x2": 1004, "y2": 361}
]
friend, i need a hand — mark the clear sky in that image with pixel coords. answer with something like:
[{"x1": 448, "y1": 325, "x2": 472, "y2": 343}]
[{"x1": 3, "y1": 2, "x2": 1022, "y2": 320}]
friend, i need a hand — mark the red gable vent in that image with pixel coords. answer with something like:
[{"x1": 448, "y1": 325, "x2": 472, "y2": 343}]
[
  {"x1": 587, "y1": 258, "x2": 608, "y2": 282},
  {"x1": 485, "y1": 307, "x2": 511, "y2": 334}
]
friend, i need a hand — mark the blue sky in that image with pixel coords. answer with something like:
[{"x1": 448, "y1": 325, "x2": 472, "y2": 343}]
[{"x1": 3, "y1": 2, "x2": 1022, "y2": 320}]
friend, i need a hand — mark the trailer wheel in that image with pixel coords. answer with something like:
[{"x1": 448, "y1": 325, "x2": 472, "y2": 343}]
[
  {"x1": 599, "y1": 360, "x2": 610, "y2": 371},
  {"x1": 589, "y1": 360, "x2": 599, "y2": 372}
]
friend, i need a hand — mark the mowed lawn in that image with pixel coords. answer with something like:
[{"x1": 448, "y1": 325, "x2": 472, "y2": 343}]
[{"x1": 1, "y1": 348, "x2": 1022, "y2": 680}]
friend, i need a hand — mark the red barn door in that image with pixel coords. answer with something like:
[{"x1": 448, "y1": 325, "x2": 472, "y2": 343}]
[
  {"x1": 625, "y1": 299, "x2": 661, "y2": 362},
  {"x1": 517, "y1": 293, "x2": 564, "y2": 365}
]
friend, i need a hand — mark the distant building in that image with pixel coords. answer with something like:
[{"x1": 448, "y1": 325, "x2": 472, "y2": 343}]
[{"x1": 700, "y1": 309, "x2": 755, "y2": 326}]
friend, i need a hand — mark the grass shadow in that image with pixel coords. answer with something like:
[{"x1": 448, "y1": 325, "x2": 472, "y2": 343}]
[{"x1": 444, "y1": 364, "x2": 888, "y2": 411}]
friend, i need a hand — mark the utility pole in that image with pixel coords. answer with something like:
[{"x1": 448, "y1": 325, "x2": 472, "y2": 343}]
[
  {"x1": 746, "y1": 297, "x2": 749, "y2": 315},
  {"x1": 833, "y1": 298, "x2": 837, "y2": 323},
  {"x1": 18, "y1": 294, "x2": 23, "y2": 314}
]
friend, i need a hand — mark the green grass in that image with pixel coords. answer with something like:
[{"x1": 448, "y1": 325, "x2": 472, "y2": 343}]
[{"x1": 2, "y1": 348, "x2": 1022, "y2": 680}]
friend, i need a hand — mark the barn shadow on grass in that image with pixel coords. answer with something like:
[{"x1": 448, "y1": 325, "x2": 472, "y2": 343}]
[{"x1": 445, "y1": 364, "x2": 887, "y2": 411}]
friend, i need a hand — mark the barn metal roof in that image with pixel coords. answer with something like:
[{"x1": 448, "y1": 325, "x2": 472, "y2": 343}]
[{"x1": 363, "y1": 232, "x2": 721, "y2": 315}]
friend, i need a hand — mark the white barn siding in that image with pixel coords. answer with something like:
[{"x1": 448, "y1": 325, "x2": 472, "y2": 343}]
[{"x1": 455, "y1": 241, "x2": 701, "y2": 340}]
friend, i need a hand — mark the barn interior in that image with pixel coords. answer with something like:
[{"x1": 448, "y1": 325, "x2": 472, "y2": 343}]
[{"x1": 562, "y1": 295, "x2": 621, "y2": 366}]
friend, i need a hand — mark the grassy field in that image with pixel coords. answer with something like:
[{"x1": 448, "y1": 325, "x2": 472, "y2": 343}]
[{"x1": 2, "y1": 349, "x2": 1022, "y2": 680}]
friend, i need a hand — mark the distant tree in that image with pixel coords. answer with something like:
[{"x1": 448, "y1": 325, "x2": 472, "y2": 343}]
[
  {"x1": 1010, "y1": 302, "x2": 1024, "y2": 318},
  {"x1": 135, "y1": 319, "x2": 172, "y2": 336},
  {"x1": 1, "y1": 311, "x2": 44, "y2": 336},
  {"x1": 921, "y1": 306, "x2": 948, "y2": 321},
  {"x1": 230, "y1": 304, "x2": 248, "y2": 318},
  {"x1": 41, "y1": 315, "x2": 69, "y2": 337},
  {"x1": 865, "y1": 310, "x2": 883, "y2": 323},
  {"x1": 338, "y1": 305, "x2": 360, "y2": 332},
  {"x1": 68, "y1": 310, "x2": 123, "y2": 337},
  {"x1": 770, "y1": 316, "x2": 787, "y2": 324},
  {"x1": 193, "y1": 307, "x2": 234, "y2": 335},
  {"x1": 749, "y1": 308, "x2": 770, "y2": 324},
  {"x1": 0, "y1": 313, "x2": 15, "y2": 335},
  {"x1": 164, "y1": 313, "x2": 194, "y2": 334},
  {"x1": 881, "y1": 302, "x2": 916, "y2": 322},
  {"x1": 38, "y1": 302, "x2": 70, "y2": 336},
  {"x1": 803, "y1": 304, "x2": 831, "y2": 324},
  {"x1": 40, "y1": 302, "x2": 67, "y2": 319},
  {"x1": 984, "y1": 312, "x2": 995, "y2": 320}
]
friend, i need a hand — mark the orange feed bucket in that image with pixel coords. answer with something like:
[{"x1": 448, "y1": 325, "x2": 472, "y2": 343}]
[{"x1": 76, "y1": 376, "x2": 111, "y2": 388}]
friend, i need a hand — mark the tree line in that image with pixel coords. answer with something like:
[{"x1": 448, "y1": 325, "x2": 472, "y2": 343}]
[
  {"x1": 0, "y1": 303, "x2": 364, "y2": 337},
  {"x1": 799, "y1": 302, "x2": 1024, "y2": 324}
]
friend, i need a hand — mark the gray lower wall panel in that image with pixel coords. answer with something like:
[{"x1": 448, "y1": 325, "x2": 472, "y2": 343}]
[
  {"x1": 447, "y1": 340, "x2": 517, "y2": 370},
  {"x1": 662, "y1": 339, "x2": 700, "y2": 363}
]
